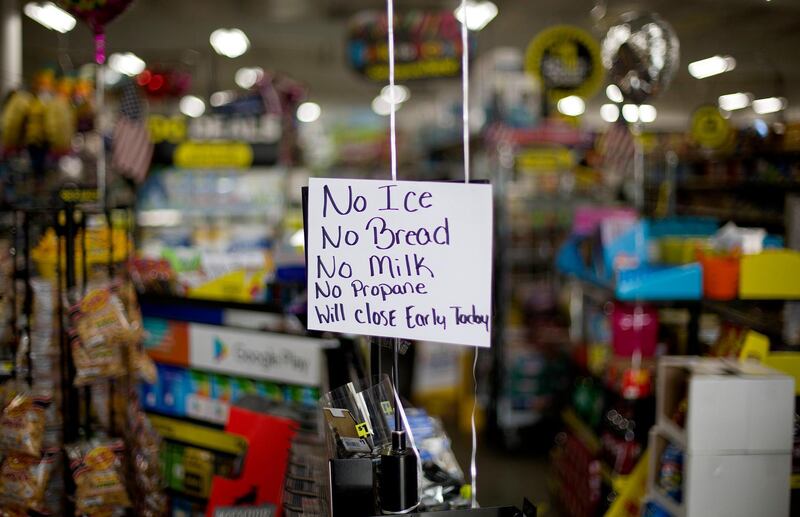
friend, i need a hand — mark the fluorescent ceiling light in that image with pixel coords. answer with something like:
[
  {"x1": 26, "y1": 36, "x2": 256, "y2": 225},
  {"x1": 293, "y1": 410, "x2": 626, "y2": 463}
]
[
  {"x1": 179, "y1": 95, "x2": 206, "y2": 118},
  {"x1": 639, "y1": 104, "x2": 657, "y2": 123},
  {"x1": 210, "y1": 28, "x2": 250, "y2": 58},
  {"x1": 556, "y1": 95, "x2": 585, "y2": 117},
  {"x1": 24, "y1": 2, "x2": 76, "y2": 33},
  {"x1": 380, "y1": 85, "x2": 410, "y2": 104},
  {"x1": 234, "y1": 66, "x2": 263, "y2": 89},
  {"x1": 210, "y1": 90, "x2": 234, "y2": 107},
  {"x1": 371, "y1": 95, "x2": 400, "y2": 116},
  {"x1": 454, "y1": 0, "x2": 498, "y2": 31},
  {"x1": 688, "y1": 55, "x2": 736, "y2": 79},
  {"x1": 606, "y1": 84, "x2": 623, "y2": 103},
  {"x1": 296, "y1": 102, "x2": 321, "y2": 123},
  {"x1": 718, "y1": 92, "x2": 752, "y2": 111},
  {"x1": 600, "y1": 104, "x2": 620, "y2": 122},
  {"x1": 752, "y1": 96, "x2": 786, "y2": 114},
  {"x1": 108, "y1": 52, "x2": 145, "y2": 77},
  {"x1": 622, "y1": 104, "x2": 639, "y2": 123}
]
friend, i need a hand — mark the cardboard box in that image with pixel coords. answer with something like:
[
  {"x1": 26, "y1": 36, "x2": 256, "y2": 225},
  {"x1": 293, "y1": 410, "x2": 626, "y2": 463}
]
[
  {"x1": 657, "y1": 357, "x2": 794, "y2": 454},
  {"x1": 647, "y1": 427, "x2": 791, "y2": 517}
]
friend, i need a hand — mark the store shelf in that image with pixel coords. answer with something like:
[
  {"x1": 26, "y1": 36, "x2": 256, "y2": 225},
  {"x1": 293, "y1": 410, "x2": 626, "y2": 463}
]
[
  {"x1": 676, "y1": 205, "x2": 784, "y2": 227},
  {"x1": 139, "y1": 293, "x2": 286, "y2": 315},
  {"x1": 147, "y1": 413, "x2": 248, "y2": 456},
  {"x1": 146, "y1": 409, "x2": 225, "y2": 430},
  {"x1": 702, "y1": 300, "x2": 789, "y2": 347},
  {"x1": 649, "y1": 180, "x2": 800, "y2": 193},
  {"x1": 166, "y1": 487, "x2": 209, "y2": 504}
]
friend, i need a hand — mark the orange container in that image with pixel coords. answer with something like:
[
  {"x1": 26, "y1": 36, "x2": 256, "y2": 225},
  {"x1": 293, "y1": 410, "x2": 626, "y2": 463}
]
[{"x1": 698, "y1": 252, "x2": 740, "y2": 300}]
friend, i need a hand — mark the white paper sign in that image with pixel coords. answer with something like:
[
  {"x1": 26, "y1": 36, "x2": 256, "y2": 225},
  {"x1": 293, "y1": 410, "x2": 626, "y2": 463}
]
[{"x1": 306, "y1": 178, "x2": 493, "y2": 347}]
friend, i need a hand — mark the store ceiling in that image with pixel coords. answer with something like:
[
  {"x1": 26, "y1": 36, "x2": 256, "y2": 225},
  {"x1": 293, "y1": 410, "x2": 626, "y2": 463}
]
[{"x1": 18, "y1": 0, "x2": 800, "y2": 129}]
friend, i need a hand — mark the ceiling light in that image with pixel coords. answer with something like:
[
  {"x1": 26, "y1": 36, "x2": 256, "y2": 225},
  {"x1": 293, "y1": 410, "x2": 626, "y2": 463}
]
[
  {"x1": 454, "y1": 0, "x2": 498, "y2": 31},
  {"x1": 600, "y1": 104, "x2": 620, "y2": 122},
  {"x1": 371, "y1": 95, "x2": 400, "y2": 116},
  {"x1": 639, "y1": 104, "x2": 657, "y2": 123},
  {"x1": 752, "y1": 96, "x2": 786, "y2": 114},
  {"x1": 688, "y1": 55, "x2": 736, "y2": 79},
  {"x1": 622, "y1": 104, "x2": 639, "y2": 123},
  {"x1": 108, "y1": 52, "x2": 145, "y2": 77},
  {"x1": 380, "y1": 85, "x2": 410, "y2": 104},
  {"x1": 209, "y1": 28, "x2": 250, "y2": 58},
  {"x1": 718, "y1": 92, "x2": 752, "y2": 111},
  {"x1": 606, "y1": 84, "x2": 623, "y2": 103},
  {"x1": 556, "y1": 95, "x2": 585, "y2": 117},
  {"x1": 210, "y1": 90, "x2": 234, "y2": 107},
  {"x1": 179, "y1": 95, "x2": 206, "y2": 118},
  {"x1": 234, "y1": 66, "x2": 263, "y2": 89},
  {"x1": 24, "y1": 2, "x2": 76, "y2": 33},
  {"x1": 296, "y1": 102, "x2": 321, "y2": 123}
]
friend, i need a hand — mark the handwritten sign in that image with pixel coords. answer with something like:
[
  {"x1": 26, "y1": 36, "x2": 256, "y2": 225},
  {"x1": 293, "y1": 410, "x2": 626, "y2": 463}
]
[{"x1": 306, "y1": 178, "x2": 493, "y2": 347}]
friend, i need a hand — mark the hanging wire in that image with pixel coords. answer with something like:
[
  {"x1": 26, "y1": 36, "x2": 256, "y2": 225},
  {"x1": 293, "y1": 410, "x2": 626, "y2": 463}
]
[
  {"x1": 461, "y1": 0, "x2": 471, "y2": 184},
  {"x1": 387, "y1": 0, "x2": 398, "y2": 182}
]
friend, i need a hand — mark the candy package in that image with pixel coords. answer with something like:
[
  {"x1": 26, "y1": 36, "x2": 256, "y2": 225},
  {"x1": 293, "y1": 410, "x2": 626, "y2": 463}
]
[
  {"x1": 0, "y1": 390, "x2": 50, "y2": 457},
  {"x1": 0, "y1": 449, "x2": 58, "y2": 513},
  {"x1": 67, "y1": 438, "x2": 131, "y2": 515}
]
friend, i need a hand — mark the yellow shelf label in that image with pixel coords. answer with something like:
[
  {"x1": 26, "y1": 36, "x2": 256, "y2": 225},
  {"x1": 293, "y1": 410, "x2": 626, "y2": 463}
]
[{"x1": 147, "y1": 414, "x2": 248, "y2": 456}]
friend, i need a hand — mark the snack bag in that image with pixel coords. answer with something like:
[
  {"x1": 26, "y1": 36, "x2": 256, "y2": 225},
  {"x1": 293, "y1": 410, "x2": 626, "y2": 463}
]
[
  {"x1": 69, "y1": 285, "x2": 131, "y2": 348},
  {"x1": 0, "y1": 391, "x2": 50, "y2": 456},
  {"x1": 0, "y1": 449, "x2": 58, "y2": 513},
  {"x1": 67, "y1": 438, "x2": 131, "y2": 515},
  {"x1": 69, "y1": 286, "x2": 131, "y2": 386},
  {"x1": 70, "y1": 332, "x2": 126, "y2": 386}
]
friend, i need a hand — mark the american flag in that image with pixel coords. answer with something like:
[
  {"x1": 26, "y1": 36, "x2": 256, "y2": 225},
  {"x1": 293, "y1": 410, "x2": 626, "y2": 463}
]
[
  {"x1": 598, "y1": 120, "x2": 635, "y2": 179},
  {"x1": 112, "y1": 81, "x2": 153, "y2": 184}
]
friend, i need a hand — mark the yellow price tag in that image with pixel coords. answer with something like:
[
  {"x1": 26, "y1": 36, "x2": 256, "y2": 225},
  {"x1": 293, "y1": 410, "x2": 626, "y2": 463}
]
[
  {"x1": 381, "y1": 401, "x2": 393, "y2": 415},
  {"x1": 355, "y1": 422, "x2": 371, "y2": 438}
]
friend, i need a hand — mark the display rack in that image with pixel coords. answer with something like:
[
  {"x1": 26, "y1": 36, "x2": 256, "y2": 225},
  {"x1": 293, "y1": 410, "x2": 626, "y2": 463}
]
[{"x1": 0, "y1": 194, "x2": 164, "y2": 515}]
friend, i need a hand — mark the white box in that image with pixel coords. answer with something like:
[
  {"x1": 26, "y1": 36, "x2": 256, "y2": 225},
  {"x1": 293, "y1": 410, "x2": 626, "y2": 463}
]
[
  {"x1": 647, "y1": 427, "x2": 792, "y2": 517},
  {"x1": 656, "y1": 357, "x2": 794, "y2": 454}
]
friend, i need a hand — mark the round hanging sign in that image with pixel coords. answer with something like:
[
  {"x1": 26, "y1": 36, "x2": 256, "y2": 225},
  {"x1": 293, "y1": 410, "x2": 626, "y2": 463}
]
[
  {"x1": 525, "y1": 25, "x2": 603, "y2": 101},
  {"x1": 690, "y1": 105, "x2": 732, "y2": 149}
]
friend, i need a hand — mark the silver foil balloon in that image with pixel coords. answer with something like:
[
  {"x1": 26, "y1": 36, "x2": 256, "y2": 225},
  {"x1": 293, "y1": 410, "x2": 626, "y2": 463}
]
[{"x1": 602, "y1": 12, "x2": 680, "y2": 104}]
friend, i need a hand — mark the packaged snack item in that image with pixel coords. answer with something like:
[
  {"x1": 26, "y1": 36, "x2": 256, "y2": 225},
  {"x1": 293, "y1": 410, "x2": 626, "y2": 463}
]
[
  {"x1": 69, "y1": 286, "x2": 131, "y2": 347},
  {"x1": 67, "y1": 438, "x2": 131, "y2": 515},
  {"x1": 0, "y1": 449, "x2": 58, "y2": 513},
  {"x1": 0, "y1": 391, "x2": 50, "y2": 457},
  {"x1": 71, "y1": 332, "x2": 126, "y2": 386}
]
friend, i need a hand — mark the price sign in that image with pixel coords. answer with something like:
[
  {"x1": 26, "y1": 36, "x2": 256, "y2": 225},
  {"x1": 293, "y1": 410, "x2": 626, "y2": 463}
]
[
  {"x1": 525, "y1": 25, "x2": 603, "y2": 101},
  {"x1": 306, "y1": 178, "x2": 493, "y2": 347}
]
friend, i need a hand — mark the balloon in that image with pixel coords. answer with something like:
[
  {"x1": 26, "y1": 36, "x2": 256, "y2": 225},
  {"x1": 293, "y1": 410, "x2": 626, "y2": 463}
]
[
  {"x1": 57, "y1": 0, "x2": 135, "y2": 63},
  {"x1": 601, "y1": 12, "x2": 679, "y2": 104},
  {"x1": 57, "y1": 0, "x2": 134, "y2": 34}
]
